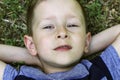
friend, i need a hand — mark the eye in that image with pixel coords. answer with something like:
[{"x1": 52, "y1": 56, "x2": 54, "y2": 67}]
[
  {"x1": 43, "y1": 25, "x2": 55, "y2": 29},
  {"x1": 67, "y1": 24, "x2": 79, "y2": 28}
]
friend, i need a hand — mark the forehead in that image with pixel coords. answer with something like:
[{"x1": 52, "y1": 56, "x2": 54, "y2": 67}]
[
  {"x1": 32, "y1": 0, "x2": 85, "y2": 27},
  {"x1": 36, "y1": 0, "x2": 83, "y2": 17}
]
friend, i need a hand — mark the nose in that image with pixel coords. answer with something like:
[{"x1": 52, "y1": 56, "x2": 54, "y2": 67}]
[{"x1": 56, "y1": 27, "x2": 69, "y2": 39}]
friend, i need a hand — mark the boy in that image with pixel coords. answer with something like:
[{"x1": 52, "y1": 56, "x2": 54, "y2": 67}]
[{"x1": 0, "y1": 0, "x2": 120, "y2": 80}]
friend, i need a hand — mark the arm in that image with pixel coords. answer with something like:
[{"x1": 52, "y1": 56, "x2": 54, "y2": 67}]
[
  {"x1": 0, "y1": 44, "x2": 40, "y2": 66},
  {"x1": 87, "y1": 24, "x2": 120, "y2": 55}
]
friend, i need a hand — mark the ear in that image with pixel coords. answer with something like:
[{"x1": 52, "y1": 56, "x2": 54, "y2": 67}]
[
  {"x1": 84, "y1": 32, "x2": 91, "y2": 53},
  {"x1": 24, "y1": 35, "x2": 37, "y2": 56}
]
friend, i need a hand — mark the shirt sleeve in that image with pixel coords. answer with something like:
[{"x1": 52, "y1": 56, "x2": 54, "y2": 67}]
[
  {"x1": 100, "y1": 45, "x2": 120, "y2": 79},
  {"x1": 3, "y1": 64, "x2": 18, "y2": 80}
]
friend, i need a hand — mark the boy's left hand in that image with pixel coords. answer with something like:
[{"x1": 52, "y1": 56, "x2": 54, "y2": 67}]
[{"x1": 112, "y1": 33, "x2": 120, "y2": 57}]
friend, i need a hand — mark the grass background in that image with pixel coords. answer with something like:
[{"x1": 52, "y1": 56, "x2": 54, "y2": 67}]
[{"x1": 0, "y1": 0, "x2": 120, "y2": 47}]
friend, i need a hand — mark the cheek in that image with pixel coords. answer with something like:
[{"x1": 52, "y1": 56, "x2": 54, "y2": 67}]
[
  {"x1": 32, "y1": 28, "x2": 56, "y2": 51},
  {"x1": 72, "y1": 34, "x2": 86, "y2": 51},
  {"x1": 34, "y1": 35, "x2": 54, "y2": 52}
]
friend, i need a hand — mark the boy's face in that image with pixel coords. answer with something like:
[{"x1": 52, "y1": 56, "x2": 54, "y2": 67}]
[{"x1": 25, "y1": 0, "x2": 91, "y2": 73}]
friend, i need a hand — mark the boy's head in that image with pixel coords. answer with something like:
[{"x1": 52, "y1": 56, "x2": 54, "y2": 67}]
[{"x1": 24, "y1": 0, "x2": 91, "y2": 73}]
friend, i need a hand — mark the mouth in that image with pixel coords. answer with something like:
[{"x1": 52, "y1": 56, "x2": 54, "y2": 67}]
[{"x1": 54, "y1": 45, "x2": 72, "y2": 52}]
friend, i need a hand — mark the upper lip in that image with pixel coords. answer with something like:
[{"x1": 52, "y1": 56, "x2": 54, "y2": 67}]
[{"x1": 54, "y1": 45, "x2": 72, "y2": 51}]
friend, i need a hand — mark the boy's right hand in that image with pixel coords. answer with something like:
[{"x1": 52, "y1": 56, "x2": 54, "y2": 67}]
[
  {"x1": 0, "y1": 60, "x2": 6, "y2": 80},
  {"x1": 0, "y1": 44, "x2": 41, "y2": 67}
]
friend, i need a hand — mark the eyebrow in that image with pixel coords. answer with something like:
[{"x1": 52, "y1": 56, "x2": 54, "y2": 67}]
[{"x1": 66, "y1": 14, "x2": 77, "y2": 18}]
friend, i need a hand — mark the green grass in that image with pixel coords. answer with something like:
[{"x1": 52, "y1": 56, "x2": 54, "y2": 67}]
[{"x1": 0, "y1": 0, "x2": 28, "y2": 46}]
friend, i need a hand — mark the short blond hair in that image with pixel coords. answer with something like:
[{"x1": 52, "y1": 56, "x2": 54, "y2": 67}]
[{"x1": 26, "y1": 0, "x2": 44, "y2": 36}]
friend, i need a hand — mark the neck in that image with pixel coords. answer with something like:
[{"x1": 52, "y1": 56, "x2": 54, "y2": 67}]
[
  {"x1": 44, "y1": 66, "x2": 74, "y2": 74},
  {"x1": 40, "y1": 63, "x2": 76, "y2": 74}
]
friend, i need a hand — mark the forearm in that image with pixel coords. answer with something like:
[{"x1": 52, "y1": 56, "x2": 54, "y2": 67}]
[
  {"x1": 0, "y1": 44, "x2": 39, "y2": 65},
  {"x1": 88, "y1": 24, "x2": 120, "y2": 55}
]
